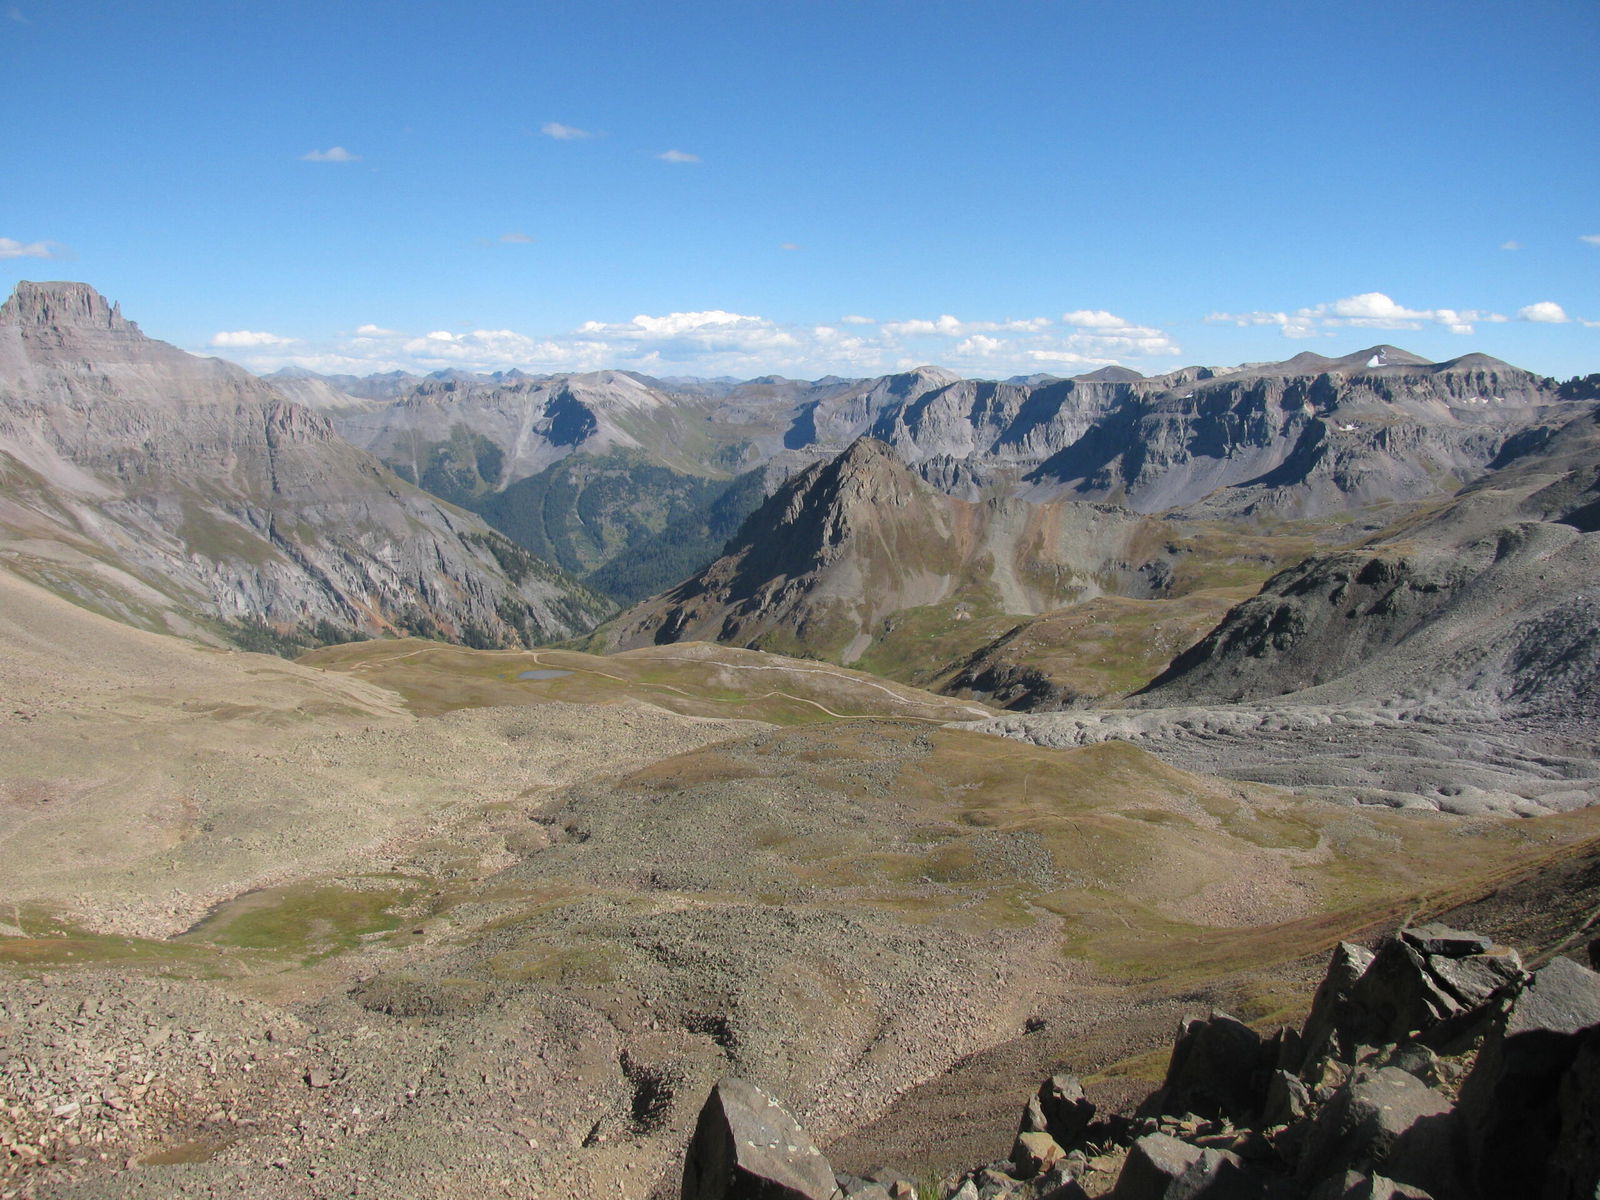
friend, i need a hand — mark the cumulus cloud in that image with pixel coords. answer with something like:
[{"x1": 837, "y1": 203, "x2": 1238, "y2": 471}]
[
  {"x1": 657, "y1": 149, "x2": 701, "y2": 164},
  {"x1": 0, "y1": 236, "x2": 61, "y2": 259},
  {"x1": 1209, "y1": 292, "x2": 1509, "y2": 337},
  {"x1": 206, "y1": 303, "x2": 1183, "y2": 379},
  {"x1": 1518, "y1": 301, "x2": 1570, "y2": 323},
  {"x1": 877, "y1": 311, "x2": 1176, "y2": 365},
  {"x1": 883, "y1": 314, "x2": 1052, "y2": 338},
  {"x1": 210, "y1": 330, "x2": 293, "y2": 348},
  {"x1": 578, "y1": 310, "x2": 769, "y2": 338},
  {"x1": 301, "y1": 146, "x2": 360, "y2": 163},
  {"x1": 498, "y1": 232, "x2": 535, "y2": 244},
  {"x1": 540, "y1": 122, "x2": 591, "y2": 140},
  {"x1": 1061, "y1": 309, "x2": 1130, "y2": 329}
]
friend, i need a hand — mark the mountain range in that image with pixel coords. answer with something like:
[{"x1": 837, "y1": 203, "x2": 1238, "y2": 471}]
[
  {"x1": 4, "y1": 280, "x2": 1600, "y2": 1200},
  {"x1": 277, "y1": 338, "x2": 1577, "y2": 610}
]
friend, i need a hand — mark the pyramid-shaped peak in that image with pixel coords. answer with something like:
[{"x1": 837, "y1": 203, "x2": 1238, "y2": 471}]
[
  {"x1": 1074, "y1": 364, "x2": 1145, "y2": 382},
  {"x1": 831, "y1": 436, "x2": 901, "y2": 471},
  {"x1": 0, "y1": 281, "x2": 140, "y2": 333},
  {"x1": 1333, "y1": 344, "x2": 1432, "y2": 370},
  {"x1": 883, "y1": 365, "x2": 964, "y2": 391}
]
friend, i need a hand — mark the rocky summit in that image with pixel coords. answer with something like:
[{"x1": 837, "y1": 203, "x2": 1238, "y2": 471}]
[{"x1": 0, "y1": 281, "x2": 610, "y2": 647}]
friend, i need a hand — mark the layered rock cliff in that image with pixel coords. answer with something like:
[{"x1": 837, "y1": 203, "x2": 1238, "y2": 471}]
[{"x1": 0, "y1": 281, "x2": 610, "y2": 645}]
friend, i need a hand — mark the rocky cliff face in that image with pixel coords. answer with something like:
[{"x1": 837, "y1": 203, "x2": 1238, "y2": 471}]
[
  {"x1": 0, "y1": 281, "x2": 610, "y2": 645},
  {"x1": 1136, "y1": 405, "x2": 1600, "y2": 719}
]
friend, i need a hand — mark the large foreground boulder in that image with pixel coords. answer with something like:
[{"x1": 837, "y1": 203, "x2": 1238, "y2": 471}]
[
  {"x1": 682, "y1": 1077, "x2": 839, "y2": 1200},
  {"x1": 1017, "y1": 1073, "x2": 1096, "y2": 1150},
  {"x1": 1109, "y1": 1131, "x2": 1272, "y2": 1198},
  {"x1": 1140, "y1": 1011, "x2": 1270, "y2": 1122},
  {"x1": 1294, "y1": 1067, "x2": 1456, "y2": 1197},
  {"x1": 1457, "y1": 956, "x2": 1600, "y2": 1199}
]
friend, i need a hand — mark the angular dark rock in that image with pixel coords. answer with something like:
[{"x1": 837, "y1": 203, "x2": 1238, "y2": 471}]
[
  {"x1": 1109, "y1": 1131, "x2": 1265, "y2": 1199},
  {"x1": 1306, "y1": 1171, "x2": 1434, "y2": 1200},
  {"x1": 1548, "y1": 1022, "x2": 1600, "y2": 1200},
  {"x1": 1457, "y1": 956, "x2": 1600, "y2": 1200},
  {"x1": 1397, "y1": 924, "x2": 1493, "y2": 958},
  {"x1": 1297, "y1": 943, "x2": 1377, "y2": 1070},
  {"x1": 681, "y1": 1077, "x2": 838, "y2": 1200},
  {"x1": 1018, "y1": 1073, "x2": 1096, "y2": 1150},
  {"x1": 1261, "y1": 1070, "x2": 1309, "y2": 1126},
  {"x1": 1295, "y1": 1067, "x2": 1455, "y2": 1197},
  {"x1": 1143, "y1": 1012, "x2": 1268, "y2": 1122},
  {"x1": 1341, "y1": 941, "x2": 1461, "y2": 1049},
  {"x1": 1420, "y1": 948, "x2": 1523, "y2": 1010}
]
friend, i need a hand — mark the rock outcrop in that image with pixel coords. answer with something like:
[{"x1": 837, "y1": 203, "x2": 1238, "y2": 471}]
[
  {"x1": 682, "y1": 928, "x2": 1600, "y2": 1200},
  {"x1": 0, "y1": 281, "x2": 610, "y2": 645}
]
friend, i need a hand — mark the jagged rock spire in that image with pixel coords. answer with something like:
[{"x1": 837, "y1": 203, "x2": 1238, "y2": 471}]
[{"x1": 0, "y1": 280, "x2": 139, "y2": 333}]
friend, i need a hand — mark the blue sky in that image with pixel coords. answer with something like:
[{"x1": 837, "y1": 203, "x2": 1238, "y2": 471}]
[{"x1": 3, "y1": 0, "x2": 1597, "y2": 379}]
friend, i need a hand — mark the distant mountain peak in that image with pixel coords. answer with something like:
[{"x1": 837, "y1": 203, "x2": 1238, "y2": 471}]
[
  {"x1": 0, "y1": 280, "x2": 140, "y2": 334},
  {"x1": 1337, "y1": 344, "x2": 1432, "y2": 370},
  {"x1": 1074, "y1": 364, "x2": 1144, "y2": 382}
]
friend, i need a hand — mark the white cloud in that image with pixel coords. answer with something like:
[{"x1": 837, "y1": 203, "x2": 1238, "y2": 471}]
[
  {"x1": 1061, "y1": 309, "x2": 1129, "y2": 329},
  {"x1": 883, "y1": 314, "x2": 1052, "y2": 338},
  {"x1": 1209, "y1": 292, "x2": 1509, "y2": 337},
  {"x1": 1329, "y1": 292, "x2": 1430, "y2": 321},
  {"x1": 208, "y1": 303, "x2": 1185, "y2": 379},
  {"x1": 1501, "y1": 241, "x2": 1523, "y2": 251},
  {"x1": 498, "y1": 232, "x2": 535, "y2": 244},
  {"x1": 657, "y1": 149, "x2": 701, "y2": 164},
  {"x1": 579, "y1": 310, "x2": 769, "y2": 338},
  {"x1": 1580, "y1": 235, "x2": 1600, "y2": 247},
  {"x1": 780, "y1": 242, "x2": 801, "y2": 251},
  {"x1": 210, "y1": 330, "x2": 293, "y2": 348},
  {"x1": 6, "y1": 7, "x2": 27, "y2": 23},
  {"x1": 0, "y1": 236, "x2": 60, "y2": 259},
  {"x1": 301, "y1": 146, "x2": 360, "y2": 163},
  {"x1": 1518, "y1": 301, "x2": 1569, "y2": 323},
  {"x1": 1026, "y1": 350, "x2": 1100, "y2": 366},
  {"x1": 954, "y1": 334, "x2": 1005, "y2": 357},
  {"x1": 540, "y1": 122, "x2": 591, "y2": 141},
  {"x1": 878, "y1": 311, "x2": 1175, "y2": 364}
]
